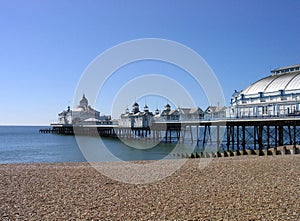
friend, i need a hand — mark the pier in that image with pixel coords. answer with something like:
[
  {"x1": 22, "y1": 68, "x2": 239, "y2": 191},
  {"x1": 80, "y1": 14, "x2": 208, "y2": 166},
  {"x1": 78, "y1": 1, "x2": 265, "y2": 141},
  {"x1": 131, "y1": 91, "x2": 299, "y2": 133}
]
[
  {"x1": 44, "y1": 116, "x2": 300, "y2": 154},
  {"x1": 45, "y1": 65, "x2": 300, "y2": 155},
  {"x1": 39, "y1": 128, "x2": 54, "y2": 134}
]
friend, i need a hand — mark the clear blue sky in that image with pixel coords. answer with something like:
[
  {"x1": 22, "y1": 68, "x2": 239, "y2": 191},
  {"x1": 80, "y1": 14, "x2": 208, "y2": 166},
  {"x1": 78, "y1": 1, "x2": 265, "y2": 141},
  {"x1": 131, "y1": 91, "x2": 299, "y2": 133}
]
[{"x1": 0, "y1": 0, "x2": 299, "y2": 125}]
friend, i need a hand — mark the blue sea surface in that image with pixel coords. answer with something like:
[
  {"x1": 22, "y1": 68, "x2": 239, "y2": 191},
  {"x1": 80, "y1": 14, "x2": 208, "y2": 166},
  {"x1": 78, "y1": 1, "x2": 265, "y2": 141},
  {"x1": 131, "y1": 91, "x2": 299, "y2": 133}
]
[
  {"x1": 0, "y1": 126, "x2": 86, "y2": 164},
  {"x1": 2, "y1": 125, "x2": 281, "y2": 164},
  {"x1": 0, "y1": 126, "x2": 197, "y2": 164}
]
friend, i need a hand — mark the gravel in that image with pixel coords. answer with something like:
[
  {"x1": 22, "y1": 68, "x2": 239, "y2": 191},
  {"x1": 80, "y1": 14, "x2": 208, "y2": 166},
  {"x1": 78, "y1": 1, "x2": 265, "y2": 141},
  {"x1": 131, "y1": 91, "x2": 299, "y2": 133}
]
[{"x1": 0, "y1": 155, "x2": 299, "y2": 220}]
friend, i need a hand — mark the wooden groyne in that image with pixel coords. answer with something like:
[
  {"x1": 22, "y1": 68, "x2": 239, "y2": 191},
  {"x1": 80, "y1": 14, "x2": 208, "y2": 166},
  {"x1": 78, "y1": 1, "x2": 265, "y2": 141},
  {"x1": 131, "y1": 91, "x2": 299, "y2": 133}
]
[{"x1": 177, "y1": 145, "x2": 300, "y2": 159}]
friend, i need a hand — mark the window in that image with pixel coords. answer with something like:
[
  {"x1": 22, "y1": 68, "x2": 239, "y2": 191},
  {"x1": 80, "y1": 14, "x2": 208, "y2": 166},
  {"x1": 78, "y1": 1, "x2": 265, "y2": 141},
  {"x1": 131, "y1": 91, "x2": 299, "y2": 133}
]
[{"x1": 262, "y1": 106, "x2": 268, "y2": 115}]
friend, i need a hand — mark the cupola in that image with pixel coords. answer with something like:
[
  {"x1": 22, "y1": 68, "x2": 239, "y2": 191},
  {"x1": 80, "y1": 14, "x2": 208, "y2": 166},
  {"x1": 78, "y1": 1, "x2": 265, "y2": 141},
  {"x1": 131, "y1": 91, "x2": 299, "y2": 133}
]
[{"x1": 132, "y1": 102, "x2": 140, "y2": 114}]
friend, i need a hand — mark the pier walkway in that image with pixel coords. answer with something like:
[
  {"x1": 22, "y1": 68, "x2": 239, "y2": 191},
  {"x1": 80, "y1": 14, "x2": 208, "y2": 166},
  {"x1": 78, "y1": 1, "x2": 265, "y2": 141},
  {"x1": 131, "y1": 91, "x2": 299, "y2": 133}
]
[{"x1": 43, "y1": 116, "x2": 300, "y2": 152}]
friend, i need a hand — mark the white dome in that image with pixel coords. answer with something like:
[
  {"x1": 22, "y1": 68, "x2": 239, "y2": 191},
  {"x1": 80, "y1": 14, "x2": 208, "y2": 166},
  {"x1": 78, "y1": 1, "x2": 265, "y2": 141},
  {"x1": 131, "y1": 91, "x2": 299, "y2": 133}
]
[{"x1": 242, "y1": 65, "x2": 300, "y2": 95}]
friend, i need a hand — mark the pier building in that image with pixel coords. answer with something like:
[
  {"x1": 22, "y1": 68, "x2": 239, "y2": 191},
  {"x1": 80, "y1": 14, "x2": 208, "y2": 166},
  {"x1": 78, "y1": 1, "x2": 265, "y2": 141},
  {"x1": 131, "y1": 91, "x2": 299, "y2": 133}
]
[
  {"x1": 153, "y1": 105, "x2": 204, "y2": 122},
  {"x1": 119, "y1": 103, "x2": 205, "y2": 126},
  {"x1": 154, "y1": 104, "x2": 180, "y2": 121},
  {"x1": 230, "y1": 64, "x2": 300, "y2": 118},
  {"x1": 118, "y1": 102, "x2": 154, "y2": 128},
  {"x1": 204, "y1": 106, "x2": 226, "y2": 119},
  {"x1": 178, "y1": 107, "x2": 204, "y2": 120},
  {"x1": 58, "y1": 94, "x2": 111, "y2": 125}
]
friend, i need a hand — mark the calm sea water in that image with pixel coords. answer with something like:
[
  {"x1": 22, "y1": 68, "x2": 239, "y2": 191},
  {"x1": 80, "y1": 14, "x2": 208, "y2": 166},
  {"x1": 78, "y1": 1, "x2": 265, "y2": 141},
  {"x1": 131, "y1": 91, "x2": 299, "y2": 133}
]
[
  {"x1": 0, "y1": 126, "x2": 198, "y2": 164},
  {"x1": 0, "y1": 126, "x2": 85, "y2": 164}
]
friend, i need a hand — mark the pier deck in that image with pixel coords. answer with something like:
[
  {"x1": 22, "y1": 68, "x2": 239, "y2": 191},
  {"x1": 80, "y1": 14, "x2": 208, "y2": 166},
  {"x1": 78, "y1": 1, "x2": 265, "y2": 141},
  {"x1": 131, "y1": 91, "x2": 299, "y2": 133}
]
[{"x1": 45, "y1": 116, "x2": 300, "y2": 152}]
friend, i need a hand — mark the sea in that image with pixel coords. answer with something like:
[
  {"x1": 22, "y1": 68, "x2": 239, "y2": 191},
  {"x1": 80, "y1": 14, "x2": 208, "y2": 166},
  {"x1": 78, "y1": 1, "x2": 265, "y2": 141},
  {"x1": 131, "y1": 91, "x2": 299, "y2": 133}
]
[{"x1": 0, "y1": 126, "x2": 200, "y2": 164}]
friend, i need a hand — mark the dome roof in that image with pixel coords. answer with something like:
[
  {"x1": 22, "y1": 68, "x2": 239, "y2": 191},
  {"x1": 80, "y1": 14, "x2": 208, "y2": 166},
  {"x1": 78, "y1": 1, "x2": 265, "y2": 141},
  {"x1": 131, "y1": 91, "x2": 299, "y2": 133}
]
[
  {"x1": 79, "y1": 94, "x2": 88, "y2": 107},
  {"x1": 132, "y1": 102, "x2": 140, "y2": 114},
  {"x1": 242, "y1": 67, "x2": 300, "y2": 96}
]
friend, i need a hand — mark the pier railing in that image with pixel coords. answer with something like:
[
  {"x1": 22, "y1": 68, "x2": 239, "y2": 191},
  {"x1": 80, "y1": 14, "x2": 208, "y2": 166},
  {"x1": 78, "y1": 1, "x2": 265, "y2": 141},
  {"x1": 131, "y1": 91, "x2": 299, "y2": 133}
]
[{"x1": 43, "y1": 114, "x2": 300, "y2": 153}]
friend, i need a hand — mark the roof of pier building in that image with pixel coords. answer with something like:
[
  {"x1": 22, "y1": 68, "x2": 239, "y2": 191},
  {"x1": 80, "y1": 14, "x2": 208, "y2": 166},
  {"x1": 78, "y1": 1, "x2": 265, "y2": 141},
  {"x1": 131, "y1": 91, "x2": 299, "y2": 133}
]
[
  {"x1": 121, "y1": 102, "x2": 153, "y2": 118},
  {"x1": 178, "y1": 107, "x2": 204, "y2": 115},
  {"x1": 160, "y1": 104, "x2": 178, "y2": 116},
  {"x1": 241, "y1": 64, "x2": 300, "y2": 96},
  {"x1": 73, "y1": 94, "x2": 99, "y2": 113},
  {"x1": 79, "y1": 94, "x2": 89, "y2": 107}
]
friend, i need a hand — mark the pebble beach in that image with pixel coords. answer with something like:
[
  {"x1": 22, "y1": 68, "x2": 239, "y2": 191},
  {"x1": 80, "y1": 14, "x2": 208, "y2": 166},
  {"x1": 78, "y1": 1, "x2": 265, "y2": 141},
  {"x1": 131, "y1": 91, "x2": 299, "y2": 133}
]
[{"x1": 1, "y1": 155, "x2": 299, "y2": 220}]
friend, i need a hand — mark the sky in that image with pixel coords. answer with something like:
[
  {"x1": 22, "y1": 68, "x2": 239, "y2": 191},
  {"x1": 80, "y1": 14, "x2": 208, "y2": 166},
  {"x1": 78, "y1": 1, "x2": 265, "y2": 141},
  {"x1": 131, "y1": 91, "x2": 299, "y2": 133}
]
[{"x1": 0, "y1": 0, "x2": 299, "y2": 125}]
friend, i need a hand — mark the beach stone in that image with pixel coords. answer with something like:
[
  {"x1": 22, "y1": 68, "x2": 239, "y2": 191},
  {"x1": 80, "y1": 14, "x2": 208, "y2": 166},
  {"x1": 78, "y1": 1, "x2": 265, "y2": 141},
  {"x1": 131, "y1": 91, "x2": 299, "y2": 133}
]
[
  {"x1": 234, "y1": 150, "x2": 241, "y2": 156},
  {"x1": 263, "y1": 149, "x2": 272, "y2": 156},
  {"x1": 272, "y1": 147, "x2": 279, "y2": 155},
  {"x1": 210, "y1": 152, "x2": 216, "y2": 158},
  {"x1": 247, "y1": 149, "x2": 256, "y2": 155},
  {"x1": 241, "y1": 149, "x2": 248, "y2": 155},
  {"x1": 292, "y1": 146, "x2": 300, "y2": 154},
  {"x1": 254, "y1": 150, "x2": 264, "y2": 156},
  {"x1": 282, "y1": 146, "x2": 287, "y2": 155},
  {"x1": 222, "y1": 151, "x2": 228, "y2": 157},
  {"x1": 0, "y1": 156, "x2": 299, "y2": 220},
  {"x1": 204, "y1": 152, "x2": 210, "y2": 158},
  {"x1": 228, "y1": 150, "x2": 234, "y2": 157}
]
